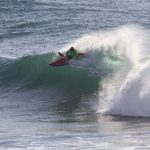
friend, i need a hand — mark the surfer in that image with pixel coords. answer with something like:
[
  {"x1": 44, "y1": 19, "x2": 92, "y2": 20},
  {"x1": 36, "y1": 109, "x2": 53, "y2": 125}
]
[
  {"x1": 50, "y1": 47, "x2": 85, "y2": 66},
  {"x1": 66, "y1": 47, "x2": 78, "y2": 59}
]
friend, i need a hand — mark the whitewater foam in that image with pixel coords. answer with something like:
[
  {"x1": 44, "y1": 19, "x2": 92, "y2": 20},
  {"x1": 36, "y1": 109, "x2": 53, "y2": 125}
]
[
  {"x1": 100, "y1": 62, "x2": 150, "y2": 117},
  {"x1": 92, "y1": 25, "x2": 150, "y2": 117},
  {"x1": 61, "y1": 24, "x2": 145, "y2": 66},
  {"x1": 60, "y1": 24, "x2": 150, "y2": 117}
]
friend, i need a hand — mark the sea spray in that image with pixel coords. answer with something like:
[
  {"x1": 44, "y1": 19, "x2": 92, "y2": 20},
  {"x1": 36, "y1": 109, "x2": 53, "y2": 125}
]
[
  {"x1": 57, "y1": 25, "x2": 146, "y2": 81},
  {"x1": 96, "y1": 25, "x2": 150, "y2": 117},
  {"x1": 60, "y1": 24, "x2": 149, "y2": 117},
  {"x1": 58, "y1": 24, "x2": 149, "y2": 117},
  {"x1": 61, "y1": 24, "x2": 144, "y2": 66},
  {"x1": 100, "y1": 62, "x2": 150, "y2": 117}
]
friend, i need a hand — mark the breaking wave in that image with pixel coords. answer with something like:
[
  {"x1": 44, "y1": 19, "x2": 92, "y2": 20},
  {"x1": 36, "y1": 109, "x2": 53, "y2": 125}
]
[{"x1": 0, "y1": 24, "x2": 150, "y2": 117}]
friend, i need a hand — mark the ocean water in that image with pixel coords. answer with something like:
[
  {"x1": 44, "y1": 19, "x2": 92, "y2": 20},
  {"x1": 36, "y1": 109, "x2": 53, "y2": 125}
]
[{"x1": 0, "y1": 0, "x2": 150, "y2": 149}]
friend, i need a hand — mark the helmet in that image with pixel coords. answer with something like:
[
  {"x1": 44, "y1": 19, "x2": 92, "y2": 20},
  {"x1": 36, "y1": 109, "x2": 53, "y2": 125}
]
[{"x1": 70, "y1": 47, "x2": 74, "y2": 51}]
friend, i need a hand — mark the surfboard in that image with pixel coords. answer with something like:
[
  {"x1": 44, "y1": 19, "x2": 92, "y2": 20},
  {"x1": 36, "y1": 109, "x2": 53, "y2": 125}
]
[{"x1": 49, "y1": 52, "x2": 85, "y2": 67}]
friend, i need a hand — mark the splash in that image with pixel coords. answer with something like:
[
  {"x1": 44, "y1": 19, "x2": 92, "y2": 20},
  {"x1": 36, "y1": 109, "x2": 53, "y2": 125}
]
[
  {"x1": 100, "y1": 62, "x2": 150, "y2": 117},
  {"x1": 62, "y1": 24, "x2": 145, "y2": 66},
  {"x1": 62, "y1": 24, "x2": 150, "y2": 117},
  {"x1": 93, "y1": 25, "x2": 150, "y2": 117}
]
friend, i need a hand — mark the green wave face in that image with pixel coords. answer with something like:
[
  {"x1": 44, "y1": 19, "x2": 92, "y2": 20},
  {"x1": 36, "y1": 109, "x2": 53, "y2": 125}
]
[
  {"x1": 0, "y1": 53, "x2": 102, "y2": 95},
  {"x1": 0, "y1": 49, "x2": 125, "y2": 98}
]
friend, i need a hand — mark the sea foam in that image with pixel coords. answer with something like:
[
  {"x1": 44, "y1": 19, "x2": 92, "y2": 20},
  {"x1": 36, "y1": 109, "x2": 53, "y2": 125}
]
[{"x1": 63, "y1": 24, "x2": 150, "y2": 117}]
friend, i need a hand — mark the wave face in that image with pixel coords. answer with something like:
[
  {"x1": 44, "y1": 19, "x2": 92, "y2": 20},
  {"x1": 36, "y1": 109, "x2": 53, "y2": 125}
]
[
  {"x1": 0, "y1": 24, "x2": 150, "y2": 117},
  {"x1": 0, "y1": 53, "x2": 101, "y2": 96}
]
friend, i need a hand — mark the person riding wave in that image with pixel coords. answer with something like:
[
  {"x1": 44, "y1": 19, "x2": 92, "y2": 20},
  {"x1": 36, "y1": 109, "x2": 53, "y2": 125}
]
[
  {"x1": 50, "y1": 47, "x2": 85, "y2": 66},
  {"x1": 66, "y1": 47, "x2": 78, "y2": 59}
]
